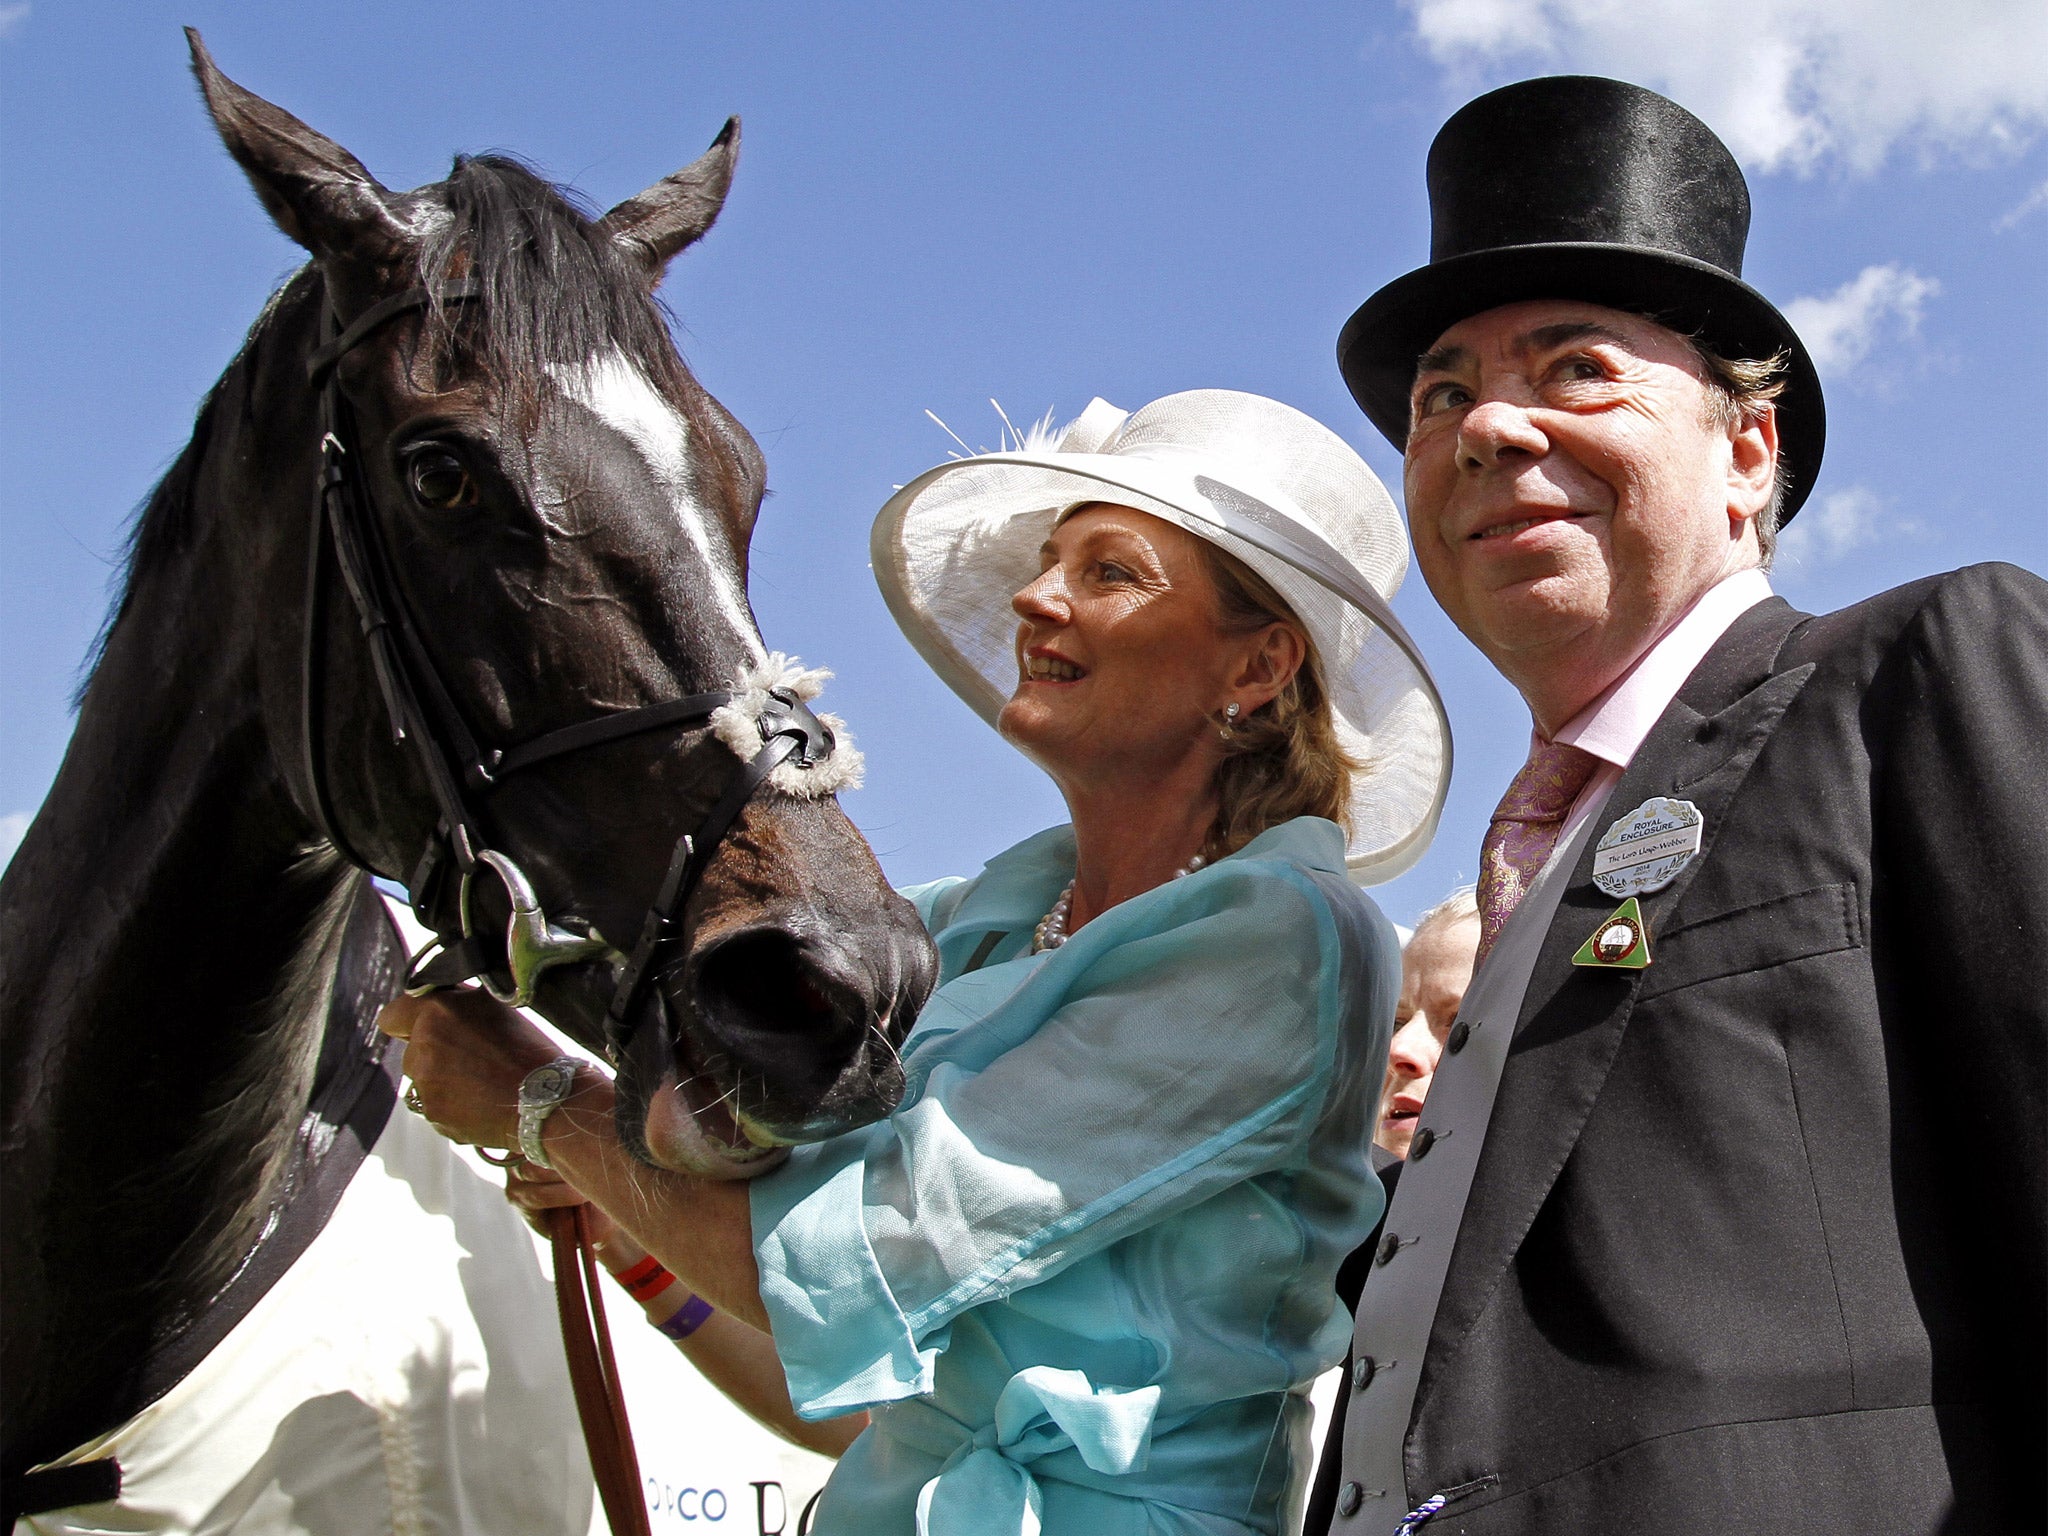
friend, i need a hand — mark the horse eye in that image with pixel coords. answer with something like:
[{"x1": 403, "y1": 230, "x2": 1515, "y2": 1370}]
[{"x1": 406, "y1": 448, "x2": 477, "y2": 510}]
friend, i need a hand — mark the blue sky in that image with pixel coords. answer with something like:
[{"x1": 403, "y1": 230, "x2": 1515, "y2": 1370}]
[{"x1": 4, "y1": 1, "x2": 2043, "y2": 928}]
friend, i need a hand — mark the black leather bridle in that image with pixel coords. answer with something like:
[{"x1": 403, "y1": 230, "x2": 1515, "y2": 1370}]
[{"x1": 300, "y1": 280, "x2": 839, "y2": 1058}]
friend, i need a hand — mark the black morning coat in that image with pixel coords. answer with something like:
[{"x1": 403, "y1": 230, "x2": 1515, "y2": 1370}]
[{"x1": 1309, "y1": 562, "x2": 2047, "y2": 1534}]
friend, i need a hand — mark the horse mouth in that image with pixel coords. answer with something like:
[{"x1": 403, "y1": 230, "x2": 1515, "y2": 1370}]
[
  {"x1": 607, "y1": 920, "x2": 919, "y2": 1178},
  {"x1": 640, "y1": 1058, "x2": 791, "y2": 1180},
  {"x1": 635, "y1": 1018, "x2": 904, "y2": 1179}
]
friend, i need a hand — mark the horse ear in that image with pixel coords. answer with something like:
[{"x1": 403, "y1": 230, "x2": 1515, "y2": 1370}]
[
  {"x1": 186, "y1": 28, "x2": 412, "y2": 269},
  {"x1": 597, "y1": 118, "x2": 741, "y2": 287}
]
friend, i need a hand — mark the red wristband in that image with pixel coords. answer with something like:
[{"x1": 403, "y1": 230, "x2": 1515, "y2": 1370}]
[
  {"x1": 609, "y1": 1253, "x2": 678, "y2": 1305},
  {"x1": 611, "y1": 1254, "x2": 662, "y2": 1288}
]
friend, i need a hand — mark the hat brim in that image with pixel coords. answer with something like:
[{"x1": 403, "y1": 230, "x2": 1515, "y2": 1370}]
[
  {"x1": 1336, "y1": 243, "x2": 1825, "y2": 519},
  {"x1": 871, "y1": 450, "x2": 1452, "y2": 884}
]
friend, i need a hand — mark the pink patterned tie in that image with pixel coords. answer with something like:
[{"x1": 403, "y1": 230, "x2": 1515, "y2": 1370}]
[{"x1": 1476, "y1": 739, "x2": 1601, "y2": 964}]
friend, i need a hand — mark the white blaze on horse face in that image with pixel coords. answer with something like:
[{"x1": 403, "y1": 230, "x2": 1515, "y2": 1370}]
[{"x1": 549, "y1": 351, "x2": 765, "y2": 665}]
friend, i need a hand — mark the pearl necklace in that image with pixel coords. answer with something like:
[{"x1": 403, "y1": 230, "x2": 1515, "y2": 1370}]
[{"x1": 1032, "y1": 854, "x2": 1208, "y2": 953}]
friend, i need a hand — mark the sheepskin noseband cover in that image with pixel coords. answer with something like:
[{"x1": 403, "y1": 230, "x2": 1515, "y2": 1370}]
[{"x1": 710, "y1": 652, "x2": 865, "y2": 797}]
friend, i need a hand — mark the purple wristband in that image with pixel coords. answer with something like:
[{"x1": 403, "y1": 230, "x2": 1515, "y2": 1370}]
[{"x1": 655, "y1": 1293, "x2": 715, "y2": 1341}]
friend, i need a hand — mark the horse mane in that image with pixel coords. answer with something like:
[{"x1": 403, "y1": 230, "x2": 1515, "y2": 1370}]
[
  {"x1": 71, "y1": 284, "x2": 284, "y2": 706},
  {"x1": 78, "y1": 153, "x2": 725, "y2": 704}
]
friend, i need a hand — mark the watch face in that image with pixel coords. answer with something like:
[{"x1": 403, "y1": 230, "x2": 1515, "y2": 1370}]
[{"x1": 525, "y1": 1060, "x2": 576, "y2": 1106}]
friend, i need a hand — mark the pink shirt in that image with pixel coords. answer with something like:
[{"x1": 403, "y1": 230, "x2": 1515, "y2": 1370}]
[{"x1": 1544, "y1": 568, "x2": 1775, "y2": 863}]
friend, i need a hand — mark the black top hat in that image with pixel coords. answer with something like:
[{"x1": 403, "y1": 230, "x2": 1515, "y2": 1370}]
[{"x1": 1338, "y1": 76, "x2": 1824, "y2": 519}]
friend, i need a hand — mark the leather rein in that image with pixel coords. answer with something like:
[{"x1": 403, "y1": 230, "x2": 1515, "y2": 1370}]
[{"x1": 301, "y1": 280, "x2": 839, "y2": 1536}]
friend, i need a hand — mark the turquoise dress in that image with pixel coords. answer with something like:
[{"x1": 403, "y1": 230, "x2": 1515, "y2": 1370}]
[{"x1": 751, "y1": 817, "x2": 1397, "y2": 1535}]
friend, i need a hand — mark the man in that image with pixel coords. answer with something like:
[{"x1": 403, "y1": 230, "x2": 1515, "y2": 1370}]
[
  {"x1": 1312, "y1": 77, "x2": 2044, "y2": 1532},
  {"x1": 1376, "y1": 890, "x2": 1480, "y2": 1160}
]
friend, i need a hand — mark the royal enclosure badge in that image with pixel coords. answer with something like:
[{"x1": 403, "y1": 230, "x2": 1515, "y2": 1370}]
[{"x1": 1591, "y1": 796, "x2": 1703, "y2": 898}]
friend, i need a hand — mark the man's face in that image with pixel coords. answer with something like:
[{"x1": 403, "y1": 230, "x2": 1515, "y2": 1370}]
[
  {"x1": 1400, "y1": 300, "x2": 1774, "y2": 728},
  {"x1": 1375, "y1": 911, "x2": 1481, "y2": 1159}
]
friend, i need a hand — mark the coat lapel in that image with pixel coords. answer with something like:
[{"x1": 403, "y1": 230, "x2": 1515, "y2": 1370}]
[{"x1": 1422, "y1": 597, "x2": 1814, "y2": 1375}]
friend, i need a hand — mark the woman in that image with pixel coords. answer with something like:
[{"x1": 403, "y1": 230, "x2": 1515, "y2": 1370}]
[{"x1": 386, "y1": 389, "x2": 1451, "y2": 1533}]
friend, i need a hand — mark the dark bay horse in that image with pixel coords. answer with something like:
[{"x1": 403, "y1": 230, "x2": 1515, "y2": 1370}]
[{"x1": 0, "y1": 32, "x2": 935, "y2": 1510}]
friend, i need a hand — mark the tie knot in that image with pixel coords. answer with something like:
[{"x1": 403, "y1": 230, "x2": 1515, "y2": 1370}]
[{"x1": 1492, "y1": 740, "x2": 1601, "y2": 827}]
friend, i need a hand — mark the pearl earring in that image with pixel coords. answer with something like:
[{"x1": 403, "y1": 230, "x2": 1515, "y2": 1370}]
[{"x1": 1218, "y1": 702, "x2": 1241, "y2": 741}]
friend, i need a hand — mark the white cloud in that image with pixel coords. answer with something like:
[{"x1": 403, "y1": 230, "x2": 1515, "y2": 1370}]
[
  {"x1": 1782, "y1": 263, "x2": 1940, "y2": 377},
  {"x1": 0, "y1": 5, "x2": 28, "y2": 41},
  {"x1": 1777, "y1": 485, "x2": 1917, "y2": 566},
  {"x1": 0, "y1": 812, "x2": 27, "y2": 870},
  {"x1": 1996, "y1": 177, "x2": 2048, "y2": 230},
  {"x1": 1405, "y1": 0, "x2": 2048, "y2": 175}
]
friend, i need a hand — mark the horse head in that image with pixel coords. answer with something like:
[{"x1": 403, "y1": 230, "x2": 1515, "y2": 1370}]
[{"x1": 189, "y1": 31, "x2": 936, "y2": 1178}]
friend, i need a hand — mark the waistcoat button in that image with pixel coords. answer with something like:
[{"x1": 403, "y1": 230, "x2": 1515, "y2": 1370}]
[
  {"x1": 1351, "y1": 1355, "x2": 1378, "y2": 1392},
  {"x1": 1410, "y1": 1126, "x2": 1437, "y2": 1159},
  {"x1": 1446, "y1": 1020, "x2": 1472, "y2": 1054},
  {"x1": 1337, "y1": 1481, "x2": 1364, "y2": 1516}
]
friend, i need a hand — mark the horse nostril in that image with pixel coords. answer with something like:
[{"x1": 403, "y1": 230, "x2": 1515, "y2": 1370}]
[
  {"x1": 695, "y1": 931, "x2": 854, "y2": 1042},
  {"x1": 687, "y1": 928, "x2": 881, "y2": 1110},
  {"x1": 682, "y1": 924, "x2": 914, "y2": 1132}
]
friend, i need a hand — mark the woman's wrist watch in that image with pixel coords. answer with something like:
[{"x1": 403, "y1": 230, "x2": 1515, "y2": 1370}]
[{"x1": 517, "y1": 1056, "x2": 583, "y2": 1168}]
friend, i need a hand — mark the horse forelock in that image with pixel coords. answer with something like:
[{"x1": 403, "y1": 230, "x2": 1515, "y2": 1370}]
[
  {"x1": 413, "y1": 155, "x2": 757, "y2": 528},
  {"x1": 402, "y1": 155, "x2": 768, "y2": 677}
]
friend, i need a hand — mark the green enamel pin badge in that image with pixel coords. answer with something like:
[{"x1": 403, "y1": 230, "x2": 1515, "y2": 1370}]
[{"x1": 1573, "y1": 896, "x2": 1652, "y2": 969}]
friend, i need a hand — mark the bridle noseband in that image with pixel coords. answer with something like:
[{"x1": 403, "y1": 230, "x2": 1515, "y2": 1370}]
[{"x1": 301, "y1": 281, "x2": 840, "y2": 1057}]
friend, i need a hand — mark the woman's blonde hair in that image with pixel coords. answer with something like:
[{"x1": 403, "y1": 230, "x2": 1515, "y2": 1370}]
[{"x1": 1200, "y1": 543, "x2": 1367, "y2": 860}]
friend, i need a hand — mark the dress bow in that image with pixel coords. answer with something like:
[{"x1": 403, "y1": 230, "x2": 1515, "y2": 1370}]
[{"x1": 910, "y1": 1367, "x2": 1161, "y2": 1535}]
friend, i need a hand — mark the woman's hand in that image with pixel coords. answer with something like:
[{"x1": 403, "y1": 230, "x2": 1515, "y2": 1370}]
[
  {"x1": 503, "y1": 1154, "x2": 600, "y2": 1223},
  {"x1": 377, "y1": 988, "x2": 562, "y2": 1151},
  {"x1": 502, "y1": 1157, "x2": 632, "y2": 1257},
  {"x1": 380, "y1": 997, "x2": 769, "y2": 1332}
]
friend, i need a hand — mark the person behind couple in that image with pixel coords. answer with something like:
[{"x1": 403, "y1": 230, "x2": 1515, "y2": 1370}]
[
  {"x1": 1300, "y1": 883, "x2": 1478, "y2": 1533},
  {"x1": 1374, "y1": 887, "x2": 1479, "y2": 1162},
  {"x1": 386, "y1": 388, "x2": 1453, "y2": 1534}
]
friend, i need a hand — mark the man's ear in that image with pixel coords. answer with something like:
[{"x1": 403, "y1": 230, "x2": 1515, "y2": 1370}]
[
  {"x1": 187, "y1": 28, "x2": 413, "y2": 271},
  {"x1": 1726, "y1": 402, "x2": 1780, "y2": 531},
  {"x1": 597, "y1": 119, "x2": 740, "y2": 290}
]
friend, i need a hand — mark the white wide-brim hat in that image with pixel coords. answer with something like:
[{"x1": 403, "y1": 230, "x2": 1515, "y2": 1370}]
[{"x1": 871, "y1": 389, "x2": 1452, "y2": 884}]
